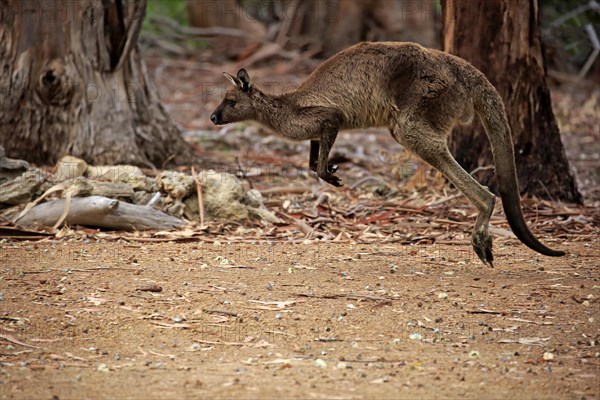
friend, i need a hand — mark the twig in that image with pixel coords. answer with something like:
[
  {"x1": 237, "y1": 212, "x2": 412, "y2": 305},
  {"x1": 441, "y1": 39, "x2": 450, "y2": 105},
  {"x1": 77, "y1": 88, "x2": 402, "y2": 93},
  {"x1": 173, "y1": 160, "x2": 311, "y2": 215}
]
[
  {"x1": 469, "y1": 165, "x2": 494, "y2": 177},
  {"x1": 202, "y1": 309, "x2": 238, "y2": 317},
  {"x1": 277, "y1": 211, "x2": 325, "y2": 238},
  {"x1": 146, "y1": 192, "x2": 161, "y2": 207},
  {"x1": 259, "y1": 185, "x2": 312, "y2": 194},
  {"x1": 296, "y1": 293, "x2": 390, "y2": 302},
  {"x1": 0, "y1": 334, "x2": 46, "y2": 350},
  {"x1": 349, "y1": 176, "x2": 394, "y2": 190},
  {"x1": 428, "y1": 193, "x2": 462, "y2": 207},
  {"x1": 191, "y1": 166, "x2": 205, "y2": 228},
  {"x1": 148, "y1": 349, "x2": 175, "y2": 359},
  {"x1": 465, "y1": 308, "x2": 505, "y2": 315},
  {"x1": 53, "y1": 190, "x2": 72, "y2": 230},
  {"x1": 193, "y1": 339, "x2": 245, "y2": 347}
]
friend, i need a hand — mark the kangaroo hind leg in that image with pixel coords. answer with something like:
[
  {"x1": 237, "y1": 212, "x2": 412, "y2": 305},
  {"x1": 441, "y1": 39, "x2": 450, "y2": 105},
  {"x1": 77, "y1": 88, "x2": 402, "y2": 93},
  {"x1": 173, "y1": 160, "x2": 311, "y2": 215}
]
[{"x1": 392, "y1": 123, "x2": 497, "y2": 266}]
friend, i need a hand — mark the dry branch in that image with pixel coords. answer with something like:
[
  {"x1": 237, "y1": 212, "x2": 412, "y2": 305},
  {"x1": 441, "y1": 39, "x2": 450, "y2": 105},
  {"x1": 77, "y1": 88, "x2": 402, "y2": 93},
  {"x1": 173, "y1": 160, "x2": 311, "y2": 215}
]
[{"x1": 16, "y1": 195, "x2": 185, "y2": 231}]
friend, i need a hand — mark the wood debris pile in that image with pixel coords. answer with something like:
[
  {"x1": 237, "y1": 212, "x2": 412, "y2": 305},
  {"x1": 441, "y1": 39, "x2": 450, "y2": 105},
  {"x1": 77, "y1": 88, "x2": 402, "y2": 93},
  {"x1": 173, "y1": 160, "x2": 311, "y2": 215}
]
[{"x1": 0, "y1": 147, "x2": 279, "y2": 233}]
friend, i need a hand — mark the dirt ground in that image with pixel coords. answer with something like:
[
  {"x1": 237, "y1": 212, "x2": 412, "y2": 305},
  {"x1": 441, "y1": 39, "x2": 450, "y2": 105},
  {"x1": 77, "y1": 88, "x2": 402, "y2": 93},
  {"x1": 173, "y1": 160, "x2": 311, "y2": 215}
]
[
  {"x1": 1, "y1": 19, "x2": 599, "y2": 400},
  {"x1": 0, "y1": 238, "x2": 598, "y2": 399}
]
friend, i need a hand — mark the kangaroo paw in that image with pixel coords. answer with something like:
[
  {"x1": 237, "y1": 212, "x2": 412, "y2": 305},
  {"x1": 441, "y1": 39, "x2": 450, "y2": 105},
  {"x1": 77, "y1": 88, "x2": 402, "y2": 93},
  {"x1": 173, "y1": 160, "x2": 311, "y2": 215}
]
[
  {"x1": 472, "y1": 230, "x2": 494, "y2": 267},
  {"x1": 327, "y1": 163, "x2": 339, "y2": 174}
]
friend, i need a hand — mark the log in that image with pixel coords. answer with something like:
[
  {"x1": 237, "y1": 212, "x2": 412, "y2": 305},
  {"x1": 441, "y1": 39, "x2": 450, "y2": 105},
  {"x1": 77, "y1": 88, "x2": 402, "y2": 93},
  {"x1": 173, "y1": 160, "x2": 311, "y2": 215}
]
[
  {"x1": 0, "y1": 146, "x2": 30, "y2": 184},
  {"x1": 0, "y1": 169, "x2": 45, "y2": 206},
  {"x1": 89, "y1": 181, "x2": 135, "y2": 198},
  {"x1": 16, "y1": 196, "x2": 185, "y2": 231}
]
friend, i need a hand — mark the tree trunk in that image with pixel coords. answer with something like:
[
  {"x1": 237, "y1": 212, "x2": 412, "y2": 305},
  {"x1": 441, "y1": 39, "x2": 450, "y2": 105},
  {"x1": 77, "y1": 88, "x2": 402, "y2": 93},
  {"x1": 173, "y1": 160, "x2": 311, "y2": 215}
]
[
  {"x1": 0, "y1": 0, "x2": 192, "y2": 166},
  {"x1": 186, "y1": 0, "x2": 266, "y2": 61},
  {"x1": 283, "y1": 0, "x2": 436, "y2": 57},
  {"x1": 442, "y1": 0, "x2": 582, "y2": 204}
]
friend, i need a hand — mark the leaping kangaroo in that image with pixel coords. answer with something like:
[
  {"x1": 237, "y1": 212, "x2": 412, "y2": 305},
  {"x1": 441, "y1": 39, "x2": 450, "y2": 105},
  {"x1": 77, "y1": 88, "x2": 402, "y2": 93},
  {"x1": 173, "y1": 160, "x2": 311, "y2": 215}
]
[{"x1": 210, "y1": 41, "x2": 565, "y2": 266}]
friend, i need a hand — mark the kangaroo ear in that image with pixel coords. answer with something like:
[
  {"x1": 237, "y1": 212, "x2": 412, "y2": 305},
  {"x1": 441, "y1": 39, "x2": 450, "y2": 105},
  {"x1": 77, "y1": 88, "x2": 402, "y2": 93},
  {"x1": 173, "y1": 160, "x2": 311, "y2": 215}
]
[
  {"x1": 223, "y1": 72, "x2": 240, "y2": 88},
  {"x1": 237, "y1": 68, "x2": 251, "y2": 92}
]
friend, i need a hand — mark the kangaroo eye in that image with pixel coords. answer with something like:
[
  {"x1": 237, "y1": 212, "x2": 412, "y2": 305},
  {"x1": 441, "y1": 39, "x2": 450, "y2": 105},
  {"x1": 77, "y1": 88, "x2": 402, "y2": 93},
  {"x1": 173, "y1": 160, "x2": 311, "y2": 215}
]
[{"x1": 226, "y1": 99, "x2": 236, "y2": 107}]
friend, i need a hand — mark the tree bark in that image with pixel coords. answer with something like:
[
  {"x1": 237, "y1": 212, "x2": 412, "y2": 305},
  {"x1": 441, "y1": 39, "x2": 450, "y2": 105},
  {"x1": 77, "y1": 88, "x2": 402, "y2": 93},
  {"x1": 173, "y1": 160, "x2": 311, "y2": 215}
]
[
  {"x1": 442, "y1": 0, "x2": 582, "y2": 204},
  {"x1": 0, "y1": 0, "x2": 192, "y2": 166},
  {"x1": 281, "y1": 0, "x2": 436, "y2": 57}
]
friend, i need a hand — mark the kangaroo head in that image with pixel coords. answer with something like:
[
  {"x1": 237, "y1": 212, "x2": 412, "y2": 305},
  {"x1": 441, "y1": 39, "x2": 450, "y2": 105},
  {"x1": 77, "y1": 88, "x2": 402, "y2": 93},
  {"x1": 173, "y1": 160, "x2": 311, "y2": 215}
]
[{"x1": 210, "y1": 69, "x2": 257, "y2": 125}]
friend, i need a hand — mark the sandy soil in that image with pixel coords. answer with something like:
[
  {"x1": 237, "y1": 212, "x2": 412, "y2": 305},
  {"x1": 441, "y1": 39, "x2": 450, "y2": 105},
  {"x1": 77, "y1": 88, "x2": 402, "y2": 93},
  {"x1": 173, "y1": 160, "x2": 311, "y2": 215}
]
[
  {"x1": 1, "y1": 21, "x2": 598, "y2": 400},
  {"x1": 1, "y1": 239, "x2": 598, "y2": 399}
]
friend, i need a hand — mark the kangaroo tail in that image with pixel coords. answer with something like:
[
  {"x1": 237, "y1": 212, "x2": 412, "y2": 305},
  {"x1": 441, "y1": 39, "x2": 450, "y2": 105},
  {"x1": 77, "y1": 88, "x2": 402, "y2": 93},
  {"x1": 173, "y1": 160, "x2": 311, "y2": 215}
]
[{"x1": 471, "y1": 74, "x2": 564, "y2": 257}]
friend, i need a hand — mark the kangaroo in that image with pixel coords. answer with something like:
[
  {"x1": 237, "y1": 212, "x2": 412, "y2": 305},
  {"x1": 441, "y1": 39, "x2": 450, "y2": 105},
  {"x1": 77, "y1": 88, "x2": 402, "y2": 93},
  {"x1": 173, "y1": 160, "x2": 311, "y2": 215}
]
[{"x1": 210, "y1": 41, "x2": 565, "y2": 266}]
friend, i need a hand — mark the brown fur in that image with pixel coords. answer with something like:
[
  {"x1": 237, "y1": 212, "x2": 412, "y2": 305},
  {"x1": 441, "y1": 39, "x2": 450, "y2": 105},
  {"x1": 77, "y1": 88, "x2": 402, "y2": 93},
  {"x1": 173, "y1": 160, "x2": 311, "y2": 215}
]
[{"x1": 211, "y1": 42, "x2": 565, "y2": 265}]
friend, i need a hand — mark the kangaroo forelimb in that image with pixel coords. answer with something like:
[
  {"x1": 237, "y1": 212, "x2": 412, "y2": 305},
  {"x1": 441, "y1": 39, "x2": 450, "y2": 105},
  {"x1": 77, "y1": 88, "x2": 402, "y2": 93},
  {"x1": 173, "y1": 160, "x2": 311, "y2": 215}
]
[
  {"x1": 317, "y1": 130, "x2": 341, "y2": 187},
  {"x1": 310, "y1": 140, "x2": 339, "y2": 176}
]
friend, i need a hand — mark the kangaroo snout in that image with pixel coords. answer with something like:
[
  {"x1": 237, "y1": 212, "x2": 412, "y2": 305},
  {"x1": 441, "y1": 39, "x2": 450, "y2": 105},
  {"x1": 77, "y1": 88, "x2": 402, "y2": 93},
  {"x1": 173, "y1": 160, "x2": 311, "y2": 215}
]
[{"x1": 210, "y1": 113, "x2": 220, "y2": 125}]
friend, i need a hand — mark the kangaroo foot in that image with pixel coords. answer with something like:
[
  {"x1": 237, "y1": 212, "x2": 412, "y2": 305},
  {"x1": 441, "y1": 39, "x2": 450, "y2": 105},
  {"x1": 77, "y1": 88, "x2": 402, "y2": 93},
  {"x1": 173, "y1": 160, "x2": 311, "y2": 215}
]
[
  {"x1": 472, "y1": 229, "x2": 494, "y2": 267},
  {"x1": 319, "y1": 171, "x2": 342, "y2": 187}
]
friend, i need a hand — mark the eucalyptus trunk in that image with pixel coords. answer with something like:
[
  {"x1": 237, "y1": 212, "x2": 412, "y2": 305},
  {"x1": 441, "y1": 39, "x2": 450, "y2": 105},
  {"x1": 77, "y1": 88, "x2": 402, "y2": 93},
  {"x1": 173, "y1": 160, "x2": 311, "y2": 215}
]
[
  {"x1": 442, "y1": 0, "x2": 581, "y2": 203},
  {"x1": 0, "y1": 0, "x2": 192, "y2": 166}
]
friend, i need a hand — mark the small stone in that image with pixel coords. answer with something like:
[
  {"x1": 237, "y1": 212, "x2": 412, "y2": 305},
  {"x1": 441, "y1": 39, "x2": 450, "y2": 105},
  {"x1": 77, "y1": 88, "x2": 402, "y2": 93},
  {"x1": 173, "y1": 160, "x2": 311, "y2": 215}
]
[
  {"x1": 97, "y1": 363, "x2": 110, "y2": 373},
  {"x1": 542, "y1": 352, "x2": 555, "y2": 361},
  {"x1": 469, "y1": 350, "x2": 480, "y2": 358},
  {"x1": 315, "y1": 359, "x2": 327, "y2": 368}
]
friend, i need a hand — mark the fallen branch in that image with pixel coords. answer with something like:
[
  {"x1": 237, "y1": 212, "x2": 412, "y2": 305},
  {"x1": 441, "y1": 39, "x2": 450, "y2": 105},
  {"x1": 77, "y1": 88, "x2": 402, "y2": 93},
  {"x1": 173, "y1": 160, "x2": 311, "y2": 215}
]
[{"x1": 16, "y1": 196, "x2": 186, "y2": 231}]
